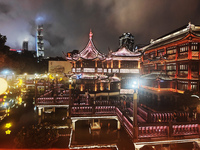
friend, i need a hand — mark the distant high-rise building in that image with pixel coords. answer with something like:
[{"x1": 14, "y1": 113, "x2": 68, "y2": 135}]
[
  {"x1": 36, "y1": 24, "x2": 44, "y2": 58},
  {"x1": 119, "y1": 33, "x2": 134, "y2": 51},
  {"x1": 22, "y1": 40, "x2": 28, "y2": 51}
]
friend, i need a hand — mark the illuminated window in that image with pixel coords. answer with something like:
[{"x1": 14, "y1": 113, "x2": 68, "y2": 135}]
[
  {"x1": 178, "y1": 81, "x2": 188, "y2": 90},
  {"x1": 179, "y1": 64, "x2": 188, "y2": 70},
  {"x1": 166, "y1": 63, "x2": 176, "y2": 71},
  {"x1": 179, "y1": 43, "x2": 188, "y2": 53},
  {"x1": 191, "y1": 82, "x2": 197, "y2": 91},
  {"x1": 167, "y1": 46, "x2": 176, "y2": 55},
  {"x1": 191, "y1": 43, "x2": 199, "y2": 51}
]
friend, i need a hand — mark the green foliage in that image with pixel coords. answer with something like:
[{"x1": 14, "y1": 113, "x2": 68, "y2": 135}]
[{"x1": 14, "y1": 123, "x2": 59, "y2": 148}]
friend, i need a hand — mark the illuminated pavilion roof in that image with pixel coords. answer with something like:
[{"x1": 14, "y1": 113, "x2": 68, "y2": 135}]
[
  {"x1": 66, "y1": 30, "x2": 105, "y2": 61},
  {"x1": 139, "y1": 22, "x2": 200, "y2": 53},
  {"x1": 107, "y1": 47, "x2": 141, "y2": 61},
  {"x1": 111, "y1": 47, "x2": 141, "y2": 57}
]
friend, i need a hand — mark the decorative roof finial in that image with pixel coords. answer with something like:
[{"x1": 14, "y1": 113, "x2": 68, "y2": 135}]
[
  {"x1": 187, "y1": 22, "x2": 192, "y2": 29},
  {"x1": 89, "y1": 29, "x2": 93, "y2": 40}
]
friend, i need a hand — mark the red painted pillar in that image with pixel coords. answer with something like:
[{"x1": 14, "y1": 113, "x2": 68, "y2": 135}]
[
  {"x1": 188, "y1": 81, "x2": 191, "y2": 91},
  {"x1": 188, "y1": 42, "x2": 192, "y2": 59},
  {"x1": 175, "y1": 80, "x2": 178, "y2": 92},
  {"x1": 188, "y1": 62, "x2": 191, "y2": 79},
  {"x1": 175, "y1": 62, "x2": 178, "y2": 78},
  {"x1": 175, "y1": 46, "x2": 179, "y2": 61},
  {"x1": 188, "y1": 59, "x2": 192, "y2": 91},
  {"x1": 158, "y1": 80, "x2": 160, "y2": 91},
  {"x1": 170, "y1": 81, "x2": 173, "y2": 89}
]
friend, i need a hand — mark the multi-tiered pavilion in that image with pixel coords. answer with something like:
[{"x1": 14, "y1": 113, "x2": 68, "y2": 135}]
[
  {"x1": 66, "y1": 31, "x2": 141, "y2": 97},
  {"x1": 139, "y1": 22, "x2": 200, "y2": 104}
]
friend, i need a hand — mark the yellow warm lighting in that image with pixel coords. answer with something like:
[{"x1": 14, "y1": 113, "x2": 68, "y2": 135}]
[
  {"x1": 0, "y1": 78, "x2": 8, "y2": 95},
  {"x1": 18, "y1": 97, "x2": 22, "y2": 104},
  {"x1": 138, "y1": 61, "x2": 140, "y2": 69},
  {"x1": 95, "y1": 84, "x2": 97, "y2": 91},
  {"x1": 49, "y1": 74, "x2": 54, "y2": 80},
  {"x1": 18, "y1": 79, "x2": 23, "y2": 86},
  {"x1": 80, "y1": 84, "x2": 83, "y2": 91},
  {"x1": 5, "y1": 129, "x2": 11, "y2": 135},
  {"x1": 59, "y1": 77, "x2": 63, "y2": 81},
  {"x1": 118, "y1": 60, "x2": 121, "y2": 68},
  {"x1": 5, "y1": 123, "x2": 11, "y2": 128}
]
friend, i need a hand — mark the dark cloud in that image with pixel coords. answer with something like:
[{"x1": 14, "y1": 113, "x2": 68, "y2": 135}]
[
  {"x1": 0, "y1": 0, "x2": 200, "y2": 57},
  {"x1": 0, "y1": 2, "x2": 11, "y2": 14}
]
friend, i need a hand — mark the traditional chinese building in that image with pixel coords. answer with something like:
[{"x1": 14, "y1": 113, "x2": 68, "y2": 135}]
[
  {"x1": 139, "y1": 23, "x2": 200, "y2": 102},
  {"x1": 66, "y1": 31, "x2": 141, "y2": 95}
]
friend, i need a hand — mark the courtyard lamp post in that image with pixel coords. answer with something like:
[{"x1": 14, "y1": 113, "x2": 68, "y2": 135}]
[{"x1": 132, "y1": 80, "x2": 139, "y2": 141}]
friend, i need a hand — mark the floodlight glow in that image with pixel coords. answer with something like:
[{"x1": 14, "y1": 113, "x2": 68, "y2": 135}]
[
  {"x1": 1, "y1": 70, "x2": 9, "y2": 75},
  {"x1": 132, "y1": 80, "x2": 139, "y2": 89},
  {"x1": 0, "y1": 78, "x2": 8, "y2": 95}
]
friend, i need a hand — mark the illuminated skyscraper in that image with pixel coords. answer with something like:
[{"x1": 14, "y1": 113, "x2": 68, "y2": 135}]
[{"x1": 36, "y1": 24, "x2": 44, "y2": 58}]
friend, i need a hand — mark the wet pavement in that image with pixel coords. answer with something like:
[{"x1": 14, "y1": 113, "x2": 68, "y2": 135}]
[{"x1": 0, "y1": 94, "x2": 196, "y2": 150}]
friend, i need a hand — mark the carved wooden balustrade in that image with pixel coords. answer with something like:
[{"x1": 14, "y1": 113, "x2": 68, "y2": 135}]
[
  {"x1": 36, "y1": 96, "x2": 69, "y2": 105},
  {"x1": 71, "y1": 105, "x2": 116, "y2": 115}
]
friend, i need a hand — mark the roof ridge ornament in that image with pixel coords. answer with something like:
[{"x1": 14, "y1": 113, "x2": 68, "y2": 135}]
[
  {"x1": 89, "y1": 29, "x2": 93, "y2": 40},
  {"x1": 187, "y1": 22, "x2": 195, "y2": 31}
]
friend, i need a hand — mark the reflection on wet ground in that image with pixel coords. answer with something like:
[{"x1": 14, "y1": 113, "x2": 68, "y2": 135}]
[{"x1": 0, "y1": 95, "x2": 196, "y2": 149}]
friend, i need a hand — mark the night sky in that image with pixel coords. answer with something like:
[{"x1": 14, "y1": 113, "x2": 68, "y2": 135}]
[{"x1": 0, "y1": 0, "x2": 200, "y2": 57}]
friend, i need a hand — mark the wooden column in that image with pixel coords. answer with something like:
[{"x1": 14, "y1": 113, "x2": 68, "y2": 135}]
[
  {"x1": 188, "y1": 81, "x2": 191, "y2": 91},
  {"x1": 118, "y1": 60, "x2": 121, "y2": 68},
  {"x1": 175, "y1": 46, "x2": 179, "y2": 61},
  {"x1": 175, "y1": 62, "x2": 178, "y2": 78},
  {"x1": 95, "y1": 60, "x2": 97, "y2": 68},
  {"x1": 188, "y1": 42, "x2": 192, "y2": 59},
  {"x1": 188, "y1": 62, "x2": 192, "y2": 79},
  {"x1": 111, "y1": 60, "x2": 113, "y2": 68},
  {"x1": 158, "y1": 80, "x2": 160, "y2": 91}
]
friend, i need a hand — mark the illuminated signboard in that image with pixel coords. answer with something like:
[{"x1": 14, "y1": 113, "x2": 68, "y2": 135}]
[
  {"x1": 120, "y1": 69, "x2": 139, "y2": 73},
  {"x1": 83, "y1": 68, "x2": 95, "y2": 72},
  {"x1": 120, "y1": 89, "x2": 135, "y2": 94},
  {"x1": 112, "y1": 69, "x2": 119, "y2": 73},
  {"x1": 108, "y1": 69, "x2": 111, "y2": 73},
  {"x1": 97, "y1": 68, "x2": 102, "y2": 72},
  {"x1": 104, "y1": 69, "x2": 107, "y2": 73}
]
